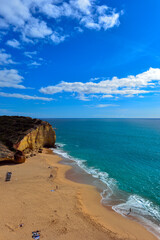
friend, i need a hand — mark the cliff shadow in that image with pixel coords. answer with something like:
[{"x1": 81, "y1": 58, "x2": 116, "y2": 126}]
[{"x1": 0, "y1": 160, "x2": 18, "y2": 166}]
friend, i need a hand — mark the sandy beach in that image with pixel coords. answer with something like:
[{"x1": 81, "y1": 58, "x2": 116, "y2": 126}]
[{"x1": 0, "y1": 150, "x2": 158, "y2": 240}]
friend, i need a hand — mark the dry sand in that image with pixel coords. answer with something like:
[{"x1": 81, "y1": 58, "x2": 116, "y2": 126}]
[{"x1": 0, "y1": 150, "x2": 158, "y2": 240}]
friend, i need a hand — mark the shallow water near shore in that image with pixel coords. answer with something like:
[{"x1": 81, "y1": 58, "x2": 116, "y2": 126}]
[{"x1": 44, "y1": 118, "x2": 160, "y2": 238}]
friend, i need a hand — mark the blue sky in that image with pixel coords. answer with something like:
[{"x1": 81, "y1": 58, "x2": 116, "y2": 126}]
[{"x1": 0, "y1": 0, "x2": 160, "y2": 118}]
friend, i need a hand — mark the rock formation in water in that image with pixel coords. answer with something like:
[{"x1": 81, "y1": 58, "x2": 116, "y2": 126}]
[{"x1": 0, "y1": 116, "x2": 56, "y2": 163}]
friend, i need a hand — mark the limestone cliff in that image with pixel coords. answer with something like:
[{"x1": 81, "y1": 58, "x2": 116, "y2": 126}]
[{"x1": 0, "y1": 116, "x2": 56, "y2": 163}]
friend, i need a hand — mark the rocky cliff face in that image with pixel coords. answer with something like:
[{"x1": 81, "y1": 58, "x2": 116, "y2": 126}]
[{"x1": 0, "y1": 116, "x2": 56, "y2": 163}]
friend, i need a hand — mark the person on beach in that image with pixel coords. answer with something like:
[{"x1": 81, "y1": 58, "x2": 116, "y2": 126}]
[{"x1": 127, "y1": 208, "x2": 131, "y2": 215}]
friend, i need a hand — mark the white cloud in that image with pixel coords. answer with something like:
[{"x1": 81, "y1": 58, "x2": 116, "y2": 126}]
[
  {"x1": 6, "y1": 39, "x2": 20, "y2": 48},
  {"x1": 40, "y1": 3, "x2": 62, "y2": 18},
  {"x1": 96, "y1": 104, "x2": 118, "y2": 108},
  {"x1": 98, "y1": 12, "x2": 120, "y2": 30},
  {"x1": 0, "y1": 92, "x2": 53, "y2": 101},
  {"x1": 36, "y1": 1, "x2": 74, "y2": 19},
  {"x1": 24, "y1": 51, "x2": 37, "y2": 58},
  {"x1": 74, "y1": 26, "x2": 84, "y2": 33},
  {"x1": 0, "y1": 0, "x2": 30, "y2": 27},
  {"x1": 76, "y1": 93, "x2": 90, "y2": 101},
  {"x1": 23, "y1": 18, "x2": 52, "y2": 38},
  {"x1": 71, "y1": 0, "x2": 91, "y2": 14},
  {"x1": 0, "y1": 49, "x2": 15, "y2": 65},
  {"x1": 51, "y1": 32, "x2": 67, "y2": 44},
  {"x1": 0, "y1": 0, "x2": 122, "y2": 44},
  {"x1": 81, "y1": 17, "x2": 101, "y2": 30},
  {"x1": 97, "y1": 5, "x2": 109, "y2": 15},
  {"x1": 90, "y1": 77, "x2": 101, "y2": 81},
  {"x1": 24, "y1": 52, "x2": 42, "y2": 67},
  {"x1": 21, "y1": 34, "x2": 34, "y2": 43},
  {"x1": 102, "y1": 95, "x2": 113, "y2": 98},
  {"x1": 0, "y1": 18, "x2": 9, "y2": 28},
  {"x1": 0, "y1": 0, "x2": 52, "y2": 41},
  {"x1": 30, "y1": 61, "x2": 41, "y2": 66},
  {"x1": 0, "y1": 69, "x2": 25, "y2": 89},
  {"x1": 39, "y1": 68, "x2": 160, "y2": 98}
]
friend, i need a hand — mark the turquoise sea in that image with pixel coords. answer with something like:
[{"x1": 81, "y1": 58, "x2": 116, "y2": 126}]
[{"x1": 45, "y1": 118, "x2": 160, "y2": 237}]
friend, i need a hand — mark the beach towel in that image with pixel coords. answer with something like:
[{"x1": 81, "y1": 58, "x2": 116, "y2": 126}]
[{"x1": 32, "y1": 231, "x2": 40, "y2": 239}]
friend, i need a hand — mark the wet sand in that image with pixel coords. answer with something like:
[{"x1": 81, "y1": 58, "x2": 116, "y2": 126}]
[{"x1": 0, "y1": 150, "x2": 158, "y2": 240}]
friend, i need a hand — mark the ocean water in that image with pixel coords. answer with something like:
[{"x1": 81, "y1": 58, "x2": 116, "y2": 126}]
[{"x1": 44, "y1": 118, "x2": 160, "y2": 237}]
